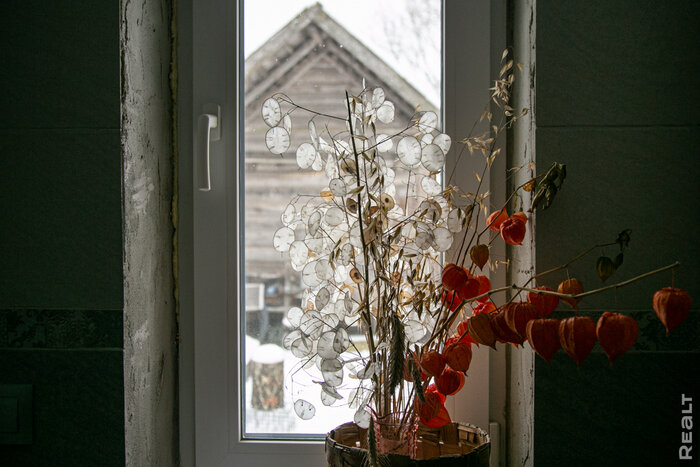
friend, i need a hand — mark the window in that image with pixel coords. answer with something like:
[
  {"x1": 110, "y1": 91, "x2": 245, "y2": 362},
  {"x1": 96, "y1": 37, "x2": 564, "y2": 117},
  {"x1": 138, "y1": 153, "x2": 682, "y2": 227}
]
[
  {"x1": 243, "y1": 0, "x2": 441, "y2": 438},
  {"x1": 178, "y1": 1, "x2": 507, "y2": 465}
]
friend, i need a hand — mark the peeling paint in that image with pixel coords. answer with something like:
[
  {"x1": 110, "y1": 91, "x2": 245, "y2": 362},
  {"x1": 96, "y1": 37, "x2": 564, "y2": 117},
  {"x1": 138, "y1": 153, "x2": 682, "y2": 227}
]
[
  {"x1": 131, "y1": 175, "x2": 155, "y2": 214},
  {"x1": 133, "y1": 321, "x2": 150, "y2": 349},
  {"x1": 121, "y1": 0, "x2": 177, "y2": 465},
  {"x1": 507, "y1": 1, "x2": 537, "y2": 466}
]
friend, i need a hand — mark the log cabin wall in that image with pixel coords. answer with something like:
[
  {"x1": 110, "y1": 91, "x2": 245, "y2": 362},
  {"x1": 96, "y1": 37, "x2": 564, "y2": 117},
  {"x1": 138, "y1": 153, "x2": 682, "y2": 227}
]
[{"x1": 242, "y1": 5, "x2": 435, "y2": 340}]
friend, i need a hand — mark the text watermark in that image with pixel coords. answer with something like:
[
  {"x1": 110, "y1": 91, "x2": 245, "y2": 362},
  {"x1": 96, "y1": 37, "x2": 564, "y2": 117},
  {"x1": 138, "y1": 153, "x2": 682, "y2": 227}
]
[{"x1": 680, "y1": 394, "x2": 693, "y2": 461}]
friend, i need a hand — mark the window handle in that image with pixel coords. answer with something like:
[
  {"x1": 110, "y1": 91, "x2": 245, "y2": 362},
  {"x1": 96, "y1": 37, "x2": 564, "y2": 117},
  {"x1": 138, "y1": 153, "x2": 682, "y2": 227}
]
[{"x1": 197, "y1": 104, "x2": 221, "y2": 191}]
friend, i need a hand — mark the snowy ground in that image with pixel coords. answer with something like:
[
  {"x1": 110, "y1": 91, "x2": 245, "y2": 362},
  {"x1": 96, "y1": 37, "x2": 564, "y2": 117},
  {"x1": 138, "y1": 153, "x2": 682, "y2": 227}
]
[{"x1": 244, "y1": 337, "x2": 368, "y2": 436}]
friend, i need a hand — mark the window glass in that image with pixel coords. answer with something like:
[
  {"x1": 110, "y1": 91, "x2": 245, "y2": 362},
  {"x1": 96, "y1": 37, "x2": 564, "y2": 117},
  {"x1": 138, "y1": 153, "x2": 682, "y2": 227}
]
[{"x1": 242, "y1": 0, "x2": 442, "y2": 438}]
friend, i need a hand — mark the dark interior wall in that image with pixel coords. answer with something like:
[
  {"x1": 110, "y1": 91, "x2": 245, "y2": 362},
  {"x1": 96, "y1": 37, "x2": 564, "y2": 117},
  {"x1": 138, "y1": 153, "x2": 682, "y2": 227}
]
[
  {"x1": 0, "y1": 1, "x2": 125, "y2": 466},
  {"x1": 534, "y1": 1, "x2": 700, "y2": 465}
]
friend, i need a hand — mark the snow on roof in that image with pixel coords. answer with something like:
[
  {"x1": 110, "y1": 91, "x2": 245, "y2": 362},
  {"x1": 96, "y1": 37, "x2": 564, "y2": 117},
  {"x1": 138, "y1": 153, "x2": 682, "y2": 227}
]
[{"x1": 245, "y1": 3, "x2": 436, "y2": 113}]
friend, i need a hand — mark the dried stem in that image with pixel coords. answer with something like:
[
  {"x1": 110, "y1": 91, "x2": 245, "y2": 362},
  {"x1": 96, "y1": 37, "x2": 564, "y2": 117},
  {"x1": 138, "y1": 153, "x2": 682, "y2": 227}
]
[
  {"x1": 346, "y1": 91, "x2": 380, "y2": 412},
  {"x1": 445, "y1": 102, "x2": 489, "y2": 187},
  {"x1": 518, "y1": 261, "x2": 681, "y2": 300},
  {"x1": 426, "y1": 261, "x2": 680, "y2": 346},
  {"x1": 275, "y1": 93, "x2": 346, "y2": 121},
  {"x1": 524, "y1": 242, "x2": 618, "y2": 287}
]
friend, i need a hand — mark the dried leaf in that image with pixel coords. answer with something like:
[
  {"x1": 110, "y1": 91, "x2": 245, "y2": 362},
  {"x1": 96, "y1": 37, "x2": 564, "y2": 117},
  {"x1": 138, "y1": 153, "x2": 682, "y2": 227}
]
[
  {"x1": 596, "y1": 256, "x2": 616, "y2": 283},
  {"x1": 348, "y1": 185, "x2": 364, "y2": 196},
  {"x1": 616, "y1": 229, "x2": 632, "y2": 249},
  {"x1": 613, "y1": 252, "x2": 624, "y2": 268},
  {"x1": 523, "y1": 178, "x2": 536, "y2": 192}
]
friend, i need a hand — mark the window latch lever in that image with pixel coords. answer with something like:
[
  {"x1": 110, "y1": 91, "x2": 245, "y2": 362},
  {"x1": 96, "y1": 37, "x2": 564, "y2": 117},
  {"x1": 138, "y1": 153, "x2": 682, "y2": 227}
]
[{"x1": 196, "y1": 104, "x2": 221, "y2": 191}]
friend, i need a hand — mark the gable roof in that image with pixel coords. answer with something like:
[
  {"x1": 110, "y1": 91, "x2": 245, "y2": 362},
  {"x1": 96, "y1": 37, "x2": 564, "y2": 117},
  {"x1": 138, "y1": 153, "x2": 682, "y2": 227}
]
[{"x1": 244, "y1": 3, "x2": 436, "y2": 114}]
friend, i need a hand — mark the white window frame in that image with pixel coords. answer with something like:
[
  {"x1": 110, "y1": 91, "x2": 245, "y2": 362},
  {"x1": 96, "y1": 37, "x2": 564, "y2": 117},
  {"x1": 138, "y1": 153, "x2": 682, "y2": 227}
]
[{"x1": 177, "y1": 1, "x2": 508, "y2": 465}]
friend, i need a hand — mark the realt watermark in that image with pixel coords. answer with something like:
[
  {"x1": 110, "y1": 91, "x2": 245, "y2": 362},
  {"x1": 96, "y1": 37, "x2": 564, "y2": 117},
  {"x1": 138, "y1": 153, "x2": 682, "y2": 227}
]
[{"x1": 680, "y1": 394, "x2": 693, "y2": 460}]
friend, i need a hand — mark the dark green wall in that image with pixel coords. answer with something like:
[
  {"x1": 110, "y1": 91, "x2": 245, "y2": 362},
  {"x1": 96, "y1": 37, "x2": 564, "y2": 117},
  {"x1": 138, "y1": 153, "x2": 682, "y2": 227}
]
[
  {"x1": 534, "y1": 1, "x2": 700, "y2": 465},
  {"x1": 0, "y1": 1, "x2": 125, "y2": 465}
]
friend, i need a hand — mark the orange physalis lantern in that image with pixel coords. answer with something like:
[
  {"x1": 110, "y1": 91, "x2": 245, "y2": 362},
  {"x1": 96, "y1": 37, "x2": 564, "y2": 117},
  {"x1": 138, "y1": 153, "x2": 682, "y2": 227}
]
[
  {"x1": 527, "y1": 286, "x2": 559, "y2": 317},
  {"x1": 468, "y1": 312, "x2": 497, "y2": 348},
  {"x1": 504, "y1": 301, "x2": 540, "y2": 338},
  {"x1": 596, "y1": 312, "x2": 638, "y2": 365},
  {"x1": 470, "y1": 244, "x2": 490, "y2": 270},
  {"x1": 500, "y1": 217, "x2": 526, "y2": 245},
  {"x1": 474, "y1": 275, "x2": 492, "y2": 303},
  {"x1": 441, "y1": 263, "x2": 468, "y2": 291},
  {"x1": 490, "y1": 306, "x2": 525, "y2": 346},
  {"x1": 418, "y1": 387, "x2": 451, "y2": 428},
  {"x1": 443, "y1": 341, "x2": 473, "y2": 372},
  {"x1": 417, "y1": 390, "x2": 442, "y2": 422},
  {"x1": 525, "y1": 318, "x2": 561, "y2": 362},
  {"x1": 559, "y1": 316, "x2": 597, "y2": 366},
  {"x1": 652, "y1": 287, "x2": 692, "y2": 335},
  {"x1": 420, "y1": 350, "x2": 446, "y2": 378},
  {"x1": 486, "y1": 208, "x2": 508, "y2": 231},
  {"x1": 454, "y1": 320, "x2": 478, "y2": 346},
  {"x1": 436, "y1": 367, "x2": 465, "y2": 396},
  {"x1": 442, "y1": 290, "x2": 464, "y2": 312},
  {"x1": 456, "y1": 276, "x2": 481, "y2": 301},
  {"x1": 511, "y1": 211, "x2": 528, "y2": 223},
  {"x1": 558, "y1": 278, "x2": 584, "y2": 308},
  {"x1": 473, "y1": 301, "x2": 496, "y2": 315}
]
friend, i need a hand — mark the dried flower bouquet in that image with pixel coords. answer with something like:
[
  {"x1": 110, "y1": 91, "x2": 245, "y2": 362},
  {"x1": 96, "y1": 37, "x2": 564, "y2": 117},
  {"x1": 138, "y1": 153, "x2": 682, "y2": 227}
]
[{"x1": 261, "y1": 52, "x2": 691, "y2": 459}]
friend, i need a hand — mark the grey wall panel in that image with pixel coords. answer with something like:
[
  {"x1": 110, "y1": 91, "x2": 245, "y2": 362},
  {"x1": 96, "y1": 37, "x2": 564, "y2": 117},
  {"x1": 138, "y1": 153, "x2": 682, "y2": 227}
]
[
  {"x1": 534, "y1": 2, "x2": 700, "y2": 465},
  {"x1": 537, "y1": 0, "x2": 700, "y2": 127},
  {"x1": 535, "y1": 126, "x2": 700, "y2": 311},
  {"x1": 0, "y1": 1, "x2": 125, "y2": 465},
  {"x1": 0, "y1": 309, "x2": 123, "y2": 349},
  {"x1": 535, "y1": 351, "x2": 700, "y2": 466},
  {"x1": 0, "y1": 349, "x2": 125, "y2": 466},
  {"x1": 0, "y1": 129, "x2": 123, "y2": 309},
  {"x1": 0, "y1": 0, "x2": 119, "y2": 130}
]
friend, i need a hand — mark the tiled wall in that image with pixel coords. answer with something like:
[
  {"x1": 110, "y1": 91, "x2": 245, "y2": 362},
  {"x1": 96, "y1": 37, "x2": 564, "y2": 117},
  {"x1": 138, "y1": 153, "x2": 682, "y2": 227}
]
[
  {"x1": 534, "y1": 1, "x2": 700, "y2": 465},
  {"x1": 0, "y1": 1, "x2": 124, "y2": 465}
]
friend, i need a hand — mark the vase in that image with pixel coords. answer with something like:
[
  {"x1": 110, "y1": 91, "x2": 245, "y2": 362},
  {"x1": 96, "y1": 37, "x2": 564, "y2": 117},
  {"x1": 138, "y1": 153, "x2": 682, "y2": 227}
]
[{"x1": 325, "y1": 421, "x2": 490, "y2": 466}]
